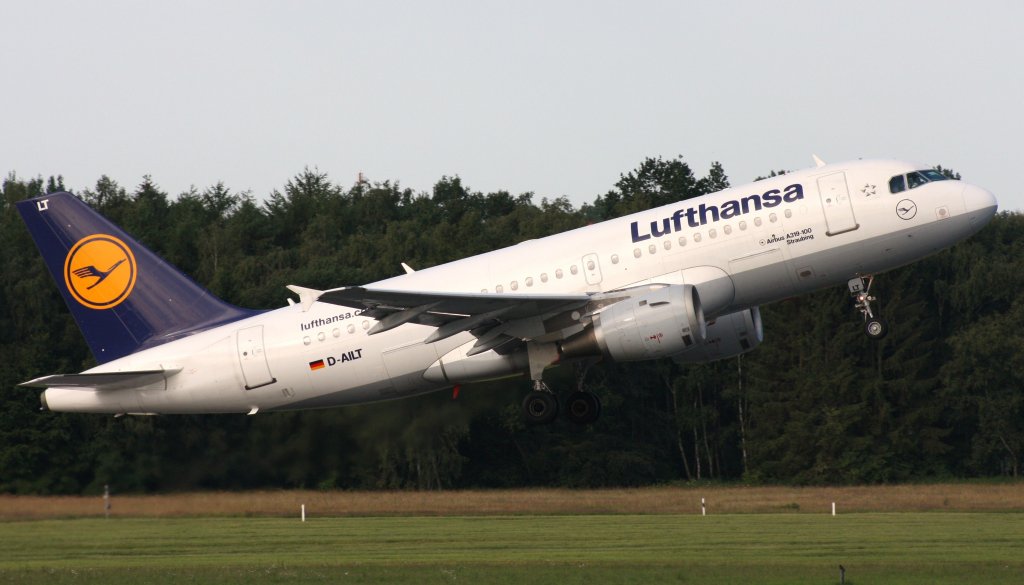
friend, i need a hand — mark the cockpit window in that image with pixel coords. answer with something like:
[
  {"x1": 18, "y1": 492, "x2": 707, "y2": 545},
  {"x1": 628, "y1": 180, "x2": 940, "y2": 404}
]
[
  {"x1": 889, "y1": 175, "x2": 906, "y2": 193},
  {"x1": 907, "y1": 171, "x2": 929, "y2": 189},
  {"x1": 919, "y1": 169, "x2": 949, "y2": 182},
  {"x1": 889, "y1": 169, "x2": 951, "y2": 193}
]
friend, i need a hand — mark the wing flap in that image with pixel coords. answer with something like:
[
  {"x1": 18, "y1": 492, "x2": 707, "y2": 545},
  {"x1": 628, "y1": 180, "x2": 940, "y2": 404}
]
[
  {"x1": 287, "y1": 285, "x2": 591, "y2": 343},
  {"x1": 316, "y1": 286, "x2": 589, "y2": 321}
]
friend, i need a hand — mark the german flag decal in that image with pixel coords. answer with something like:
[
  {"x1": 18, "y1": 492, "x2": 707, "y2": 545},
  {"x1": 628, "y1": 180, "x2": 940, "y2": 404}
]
[{"x1": 308, "y1": 359, "x2": 325, "y2": 371}]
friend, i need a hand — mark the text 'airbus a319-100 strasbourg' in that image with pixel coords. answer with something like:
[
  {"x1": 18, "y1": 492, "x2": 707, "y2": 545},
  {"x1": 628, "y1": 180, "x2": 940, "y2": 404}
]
[{"x1": 17, "y1": 157, "x2": 998, "y2": 424}]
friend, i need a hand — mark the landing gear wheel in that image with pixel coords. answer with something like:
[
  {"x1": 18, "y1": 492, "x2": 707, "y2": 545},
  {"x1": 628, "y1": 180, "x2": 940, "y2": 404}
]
[
  {"x1": 522, "y1": 391, "x2": 559, "y2": 425},
  {"x1": 564, "y1": 391, "x2": 602, "y2": 425},
  {"x1": 864, "y1": 318, "x2": 888, "y2": 340}
]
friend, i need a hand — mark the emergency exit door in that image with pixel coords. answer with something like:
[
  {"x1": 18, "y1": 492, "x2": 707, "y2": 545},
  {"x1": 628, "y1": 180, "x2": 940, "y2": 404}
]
[
  {"x1": 237, "y1": 325, "x2": 276, "y2": 390},
  {"x1": 817, "y1": 172, "x2": 859, "y2": 236},
  {"x1": 582, "y1": 253, "x2": 602, "y2": 286}
]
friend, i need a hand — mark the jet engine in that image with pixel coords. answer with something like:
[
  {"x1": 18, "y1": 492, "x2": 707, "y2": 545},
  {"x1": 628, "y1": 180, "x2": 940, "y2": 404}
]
[
  {"x1": 560, "y1": 284, "x2": 706, "y2": 362},
  {"x1": 672, "y1": 307, "x2": 763, "y2": 364}
]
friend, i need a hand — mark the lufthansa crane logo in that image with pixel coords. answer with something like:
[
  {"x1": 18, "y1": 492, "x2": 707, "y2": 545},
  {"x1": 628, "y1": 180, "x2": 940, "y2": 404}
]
[
  {"x1": 896, "y1": 199, "x2": 918, "y2": 220},
  {"x1": 63, "y1": 234, "x2": 137, "y2": 309}
]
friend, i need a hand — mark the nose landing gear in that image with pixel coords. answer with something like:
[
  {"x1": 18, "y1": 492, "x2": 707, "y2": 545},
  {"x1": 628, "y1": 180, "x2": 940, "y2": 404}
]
[{"x1": 849, "y1": 275, "x2": 888, "y2": 340}]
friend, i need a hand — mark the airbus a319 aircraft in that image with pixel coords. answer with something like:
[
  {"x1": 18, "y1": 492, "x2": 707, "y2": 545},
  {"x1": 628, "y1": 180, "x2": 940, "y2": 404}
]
[{"x1": 17, "y1": 157, "x2": 998, "y2": 424}]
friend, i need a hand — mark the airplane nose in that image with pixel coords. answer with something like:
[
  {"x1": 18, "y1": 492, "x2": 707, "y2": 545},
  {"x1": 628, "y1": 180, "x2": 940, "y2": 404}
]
[{"x1": 962, "y1": 184, "x2": 998, "y2": 226}]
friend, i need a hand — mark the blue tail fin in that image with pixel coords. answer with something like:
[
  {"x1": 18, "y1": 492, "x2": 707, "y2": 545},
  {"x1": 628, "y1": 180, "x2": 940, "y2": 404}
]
[{"x1": 17, "y1": 192, "x2": 255, "y2": 364}]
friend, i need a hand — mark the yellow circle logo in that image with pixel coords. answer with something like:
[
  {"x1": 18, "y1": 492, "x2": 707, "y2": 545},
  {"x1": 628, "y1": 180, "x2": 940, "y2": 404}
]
[{"x1": 63, "y1": 234, "x2": 137, "y2": 310}]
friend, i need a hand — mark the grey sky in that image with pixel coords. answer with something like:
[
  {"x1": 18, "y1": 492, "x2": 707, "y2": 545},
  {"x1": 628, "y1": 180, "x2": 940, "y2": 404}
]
[{"x1": 3, "y1": 1, "x2": 1021, "y2": 210}]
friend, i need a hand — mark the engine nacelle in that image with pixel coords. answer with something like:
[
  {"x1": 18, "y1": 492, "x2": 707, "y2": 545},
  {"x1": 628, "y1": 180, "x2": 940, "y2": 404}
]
[
  {"x1": 560, "y1": 284, "x2": 706, "y2": 362},
  {"x1": 672, "y1": 307, "x2": 763, "y2": 364}
]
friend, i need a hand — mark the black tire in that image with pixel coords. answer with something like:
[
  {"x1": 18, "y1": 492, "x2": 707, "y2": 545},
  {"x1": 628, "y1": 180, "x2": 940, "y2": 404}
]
[
  {"x1": 564, "y1": 391, "x2": 602, "y2": 425},
  {"x1": 522, "y1": 391, "x2": 559, "y2": 425},
  {"x1": 865, "y1": 317, "x2": 888, "y2": 340}
]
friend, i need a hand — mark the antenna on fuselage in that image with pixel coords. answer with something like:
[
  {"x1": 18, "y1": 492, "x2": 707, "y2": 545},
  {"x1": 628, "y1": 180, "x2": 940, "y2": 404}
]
[{"x1": 812, "y1": 154, "x2": 827, "y2": 168}]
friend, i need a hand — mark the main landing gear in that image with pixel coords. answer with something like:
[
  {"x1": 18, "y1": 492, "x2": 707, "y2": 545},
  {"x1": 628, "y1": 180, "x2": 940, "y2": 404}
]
[
  {"x1": 849, "y1": 275, "x2": 888, "y2": 340},
  {"x1": 522, "y1": 381, "x2": 560, "y2": 425},
  {"x1": 521, "y1": 383, "x2": 602, "y2": 426},
  {"x1": 520, "y1": 344, "x2": 602, "y2": 425},
  {"x1": 564, "y1": 358, "x2": 601, "y2": 425}
]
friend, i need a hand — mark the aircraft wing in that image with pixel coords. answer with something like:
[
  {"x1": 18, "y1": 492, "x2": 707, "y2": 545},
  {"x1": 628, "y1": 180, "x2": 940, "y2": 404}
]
[{"x1": 288, "y1": 285, "x2": 590, "y2": 346}]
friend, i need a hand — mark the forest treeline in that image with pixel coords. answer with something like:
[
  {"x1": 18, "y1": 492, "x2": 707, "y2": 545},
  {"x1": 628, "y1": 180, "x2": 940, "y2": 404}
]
[{"x1": 1, "y1": 157, "x2": 1021, "y2": 494}]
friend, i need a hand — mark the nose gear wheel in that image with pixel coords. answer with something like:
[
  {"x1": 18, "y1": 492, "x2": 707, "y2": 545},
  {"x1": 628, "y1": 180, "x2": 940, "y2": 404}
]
[{"x1": 849, "y1": 275, "x2": 888, "y2": 340}]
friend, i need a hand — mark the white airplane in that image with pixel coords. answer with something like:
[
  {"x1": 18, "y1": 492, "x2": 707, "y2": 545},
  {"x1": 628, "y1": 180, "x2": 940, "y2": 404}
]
[{"x1": 17, "y1": 157, "x2": 997, "y2": 424}]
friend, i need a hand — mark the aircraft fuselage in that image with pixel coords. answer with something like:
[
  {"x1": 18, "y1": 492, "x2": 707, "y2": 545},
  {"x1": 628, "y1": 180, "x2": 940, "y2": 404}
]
[{"x1": 35, "y1": 159, "x2": 998, "y2": 414}]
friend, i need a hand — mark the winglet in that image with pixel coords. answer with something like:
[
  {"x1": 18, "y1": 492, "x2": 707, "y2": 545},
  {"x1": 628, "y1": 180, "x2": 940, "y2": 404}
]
[
  {"x1": 401, "y1": 262, "x2": 415, "y2": 274},
  {"x1": 812, "y1": 154, "x2": 826, "y2": 168},
  {"x1": 286, "y1": 285, "x2": 323, "y2": 312}
]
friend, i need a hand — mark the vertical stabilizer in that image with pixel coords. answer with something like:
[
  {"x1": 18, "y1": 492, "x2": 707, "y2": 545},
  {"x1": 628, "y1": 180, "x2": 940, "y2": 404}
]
[{"x1": 17, "y1": 192, "x2": 254, "y2": 364}]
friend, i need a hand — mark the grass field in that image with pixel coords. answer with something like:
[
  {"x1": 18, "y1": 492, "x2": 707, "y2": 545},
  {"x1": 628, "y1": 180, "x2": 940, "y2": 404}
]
[{"x1": 1, "y1": 485, "x2": 1022, "y2": 584}]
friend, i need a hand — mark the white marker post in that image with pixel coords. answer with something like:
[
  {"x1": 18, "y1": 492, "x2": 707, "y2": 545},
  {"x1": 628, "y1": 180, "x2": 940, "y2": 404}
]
[
  {"x1": 301, "y1": 504, "x2": 306, "y2": 522},
  {"x1": 701, "y1": 497, "x2": 706, "y2": 516},
  {"x1": 832, "y1": 502, "x2": 836, "y2": 516}
]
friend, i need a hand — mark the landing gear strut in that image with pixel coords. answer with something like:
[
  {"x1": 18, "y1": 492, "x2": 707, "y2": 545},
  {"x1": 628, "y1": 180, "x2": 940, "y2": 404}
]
[
  {"x1": 848, "y1": 275, "x2": 888, "y2": 340},
  {"x1": 565, "y1": 359, "x2": 601, "y2": 425}
]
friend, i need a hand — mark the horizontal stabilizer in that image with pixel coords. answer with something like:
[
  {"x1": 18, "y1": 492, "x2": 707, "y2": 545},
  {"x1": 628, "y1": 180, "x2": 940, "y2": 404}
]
[{"x1": 19, "y1": 368, "x2": 181, "y2": 390}]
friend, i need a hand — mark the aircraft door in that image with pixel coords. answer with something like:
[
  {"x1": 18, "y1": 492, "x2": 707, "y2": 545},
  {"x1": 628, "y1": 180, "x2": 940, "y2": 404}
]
[
  {"x1": 817, "y1": 172, "x2": 859, "y2": 236},
  {"x1": 582, "y1": 253, "x2": 602, "y2": 286},
  {"x1": 237, "y1": 325, "x2": 276, "y2": 390}
]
